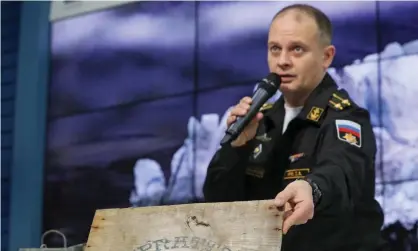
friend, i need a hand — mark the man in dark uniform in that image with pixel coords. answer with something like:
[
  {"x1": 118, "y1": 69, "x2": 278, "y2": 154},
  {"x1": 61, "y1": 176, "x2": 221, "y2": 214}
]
[{"x1": 203, "y1": 4, "x2": 385, "y2": 251}]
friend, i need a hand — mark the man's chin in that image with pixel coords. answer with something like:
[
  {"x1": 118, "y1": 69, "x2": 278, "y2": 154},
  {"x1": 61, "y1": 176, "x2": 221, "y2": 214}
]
[{"x1": 279, "y1": 82, "x2": 297, "y2": 92}]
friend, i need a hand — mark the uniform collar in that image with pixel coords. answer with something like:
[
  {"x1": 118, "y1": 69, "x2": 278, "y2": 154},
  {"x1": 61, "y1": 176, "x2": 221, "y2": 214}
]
[{"x1": 265, "y1": 72, "x2": 338, "y2": 128}]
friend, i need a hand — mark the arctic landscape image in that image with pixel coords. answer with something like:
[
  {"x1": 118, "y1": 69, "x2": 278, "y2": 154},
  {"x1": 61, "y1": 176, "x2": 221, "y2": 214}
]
[
  {"x1": 130, "y1": 40, "x2": 418, "y2": 228},
  {"x1": 45, "y1": 1, "x2": 418, "y2": 246}
]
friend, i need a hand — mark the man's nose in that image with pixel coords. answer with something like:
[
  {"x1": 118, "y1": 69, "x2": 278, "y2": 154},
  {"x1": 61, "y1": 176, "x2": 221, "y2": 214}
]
[{"x1": 277, "y1": 52, "x2": 292, "y2": 69}]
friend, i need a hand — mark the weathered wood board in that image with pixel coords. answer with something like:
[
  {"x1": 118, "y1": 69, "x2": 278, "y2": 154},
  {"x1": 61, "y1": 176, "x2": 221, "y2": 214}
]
[{"x1": 85, "y1": 200, "x2": 283, "y2": 251}]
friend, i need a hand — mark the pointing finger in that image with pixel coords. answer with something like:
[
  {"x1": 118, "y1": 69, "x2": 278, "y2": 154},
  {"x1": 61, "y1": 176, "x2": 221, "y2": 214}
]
[
  {"x1": 282, "y1": 206, "x2": 302, "y2": 234},
  {"x1": 274, "y1": 187, "x2": 295, "y2": 207},
  {"x1": 282, "y1": 201, "x2": 312, "y2": 234},
  {"x1": 283, "y1": 202, "x2": 294, "y2": 220}
]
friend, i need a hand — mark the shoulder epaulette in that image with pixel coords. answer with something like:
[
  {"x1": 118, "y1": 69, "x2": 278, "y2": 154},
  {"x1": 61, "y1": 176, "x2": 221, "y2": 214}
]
[{"x1": 328, "y1": 92, "x2": 351, "y2": 111}]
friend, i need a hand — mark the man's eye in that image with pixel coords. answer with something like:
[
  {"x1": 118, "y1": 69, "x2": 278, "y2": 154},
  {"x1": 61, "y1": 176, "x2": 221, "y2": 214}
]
[
  {"x1": 270, "y1": 46, "x2": 280, "y2": 52},
  {"x1": 294, "y1": 46, "x2": 304, "y2": 53}
]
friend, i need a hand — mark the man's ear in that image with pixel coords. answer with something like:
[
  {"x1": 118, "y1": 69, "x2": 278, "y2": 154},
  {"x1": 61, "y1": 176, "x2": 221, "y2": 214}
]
[{"x1": 323, "y1": 45, "x2": 336, "y2": 70}]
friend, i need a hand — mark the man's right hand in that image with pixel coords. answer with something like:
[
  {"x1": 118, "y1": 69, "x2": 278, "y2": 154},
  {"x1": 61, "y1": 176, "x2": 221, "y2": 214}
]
[{"x1": 227, "y1": 96, "x2": 264, "y2": 147}]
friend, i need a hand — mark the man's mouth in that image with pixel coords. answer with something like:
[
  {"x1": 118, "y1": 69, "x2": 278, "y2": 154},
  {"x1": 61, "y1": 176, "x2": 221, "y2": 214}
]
[{"x1": 280, "y1": 74, "x2": 296, "y2": 83}]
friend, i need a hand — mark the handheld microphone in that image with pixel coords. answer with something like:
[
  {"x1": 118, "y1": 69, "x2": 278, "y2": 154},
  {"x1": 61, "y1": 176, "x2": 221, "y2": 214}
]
[{"x1": 220, "y1": 73, "x2": 281, "y2": 146}]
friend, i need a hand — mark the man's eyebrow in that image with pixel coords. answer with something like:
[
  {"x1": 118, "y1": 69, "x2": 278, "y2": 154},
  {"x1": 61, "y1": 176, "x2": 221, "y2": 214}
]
[
  {"x1": 288, "y1": 40, "x2": 309, "y2": 47},
  {"x1": 268, "y1": 40, "x2": 309, "y2": 47}
]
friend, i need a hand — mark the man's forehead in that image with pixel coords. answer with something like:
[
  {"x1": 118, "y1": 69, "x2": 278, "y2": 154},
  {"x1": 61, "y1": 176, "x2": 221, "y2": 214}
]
[
  {"x1": 273, "y1": 9, "x2": 315, "y2": 24},
  {"x1": 269, "y1": 11, "x2": 318, "y2": 42}
]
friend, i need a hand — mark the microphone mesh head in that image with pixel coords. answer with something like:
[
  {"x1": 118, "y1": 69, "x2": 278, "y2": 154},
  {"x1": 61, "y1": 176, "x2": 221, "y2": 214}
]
[
  {"x1": 258, "y1": 73, "x2": 281, "y2": 95},
  {"x1": 266, "y1": 72, "x2": 281, "y2": 87}
]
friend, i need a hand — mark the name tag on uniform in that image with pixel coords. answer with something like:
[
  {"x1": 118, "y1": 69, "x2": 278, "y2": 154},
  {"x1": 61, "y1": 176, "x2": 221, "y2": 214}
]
[
  {"x1": 245, "y1": 166, "x2": 265, "y2": 178},
  {"x1": 284, "y1": 168, "x2": 310, "y2": 180}
]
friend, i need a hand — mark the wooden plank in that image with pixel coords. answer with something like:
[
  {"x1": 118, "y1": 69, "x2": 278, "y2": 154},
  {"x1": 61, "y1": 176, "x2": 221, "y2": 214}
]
[{"x1": 85, "y1": 200, "x2": 283, "y2": 251}]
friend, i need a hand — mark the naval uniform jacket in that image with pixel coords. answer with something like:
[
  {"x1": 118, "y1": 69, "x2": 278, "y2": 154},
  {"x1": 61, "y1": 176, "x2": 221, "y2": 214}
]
[{"x1": 203, "y1": 73, "x2": 384, "y2": 251}]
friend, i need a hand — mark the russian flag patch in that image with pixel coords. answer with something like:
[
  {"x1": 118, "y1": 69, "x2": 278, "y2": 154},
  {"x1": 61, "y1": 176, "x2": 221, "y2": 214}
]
[{"x1": 335, "y1": 119, "x2": 362, "y2": 147}]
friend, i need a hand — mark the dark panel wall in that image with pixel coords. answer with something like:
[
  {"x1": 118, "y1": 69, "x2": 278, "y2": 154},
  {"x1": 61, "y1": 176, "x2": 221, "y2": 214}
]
[
  {"x1": 6, "y1": 2, "x2": 50, "y2": 251},
  {"x1": 1, "y1": 2, "x2": 22, "y2": 251}
]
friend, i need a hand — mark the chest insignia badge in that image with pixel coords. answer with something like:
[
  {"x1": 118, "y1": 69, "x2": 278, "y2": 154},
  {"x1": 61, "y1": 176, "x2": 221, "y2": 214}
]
[
  {"x1": 289, "y1": 153, "x2": 305, "y2": 163},
  {"x1": 256, "y1": 133, "x2": 272, "y2": 142},
  {"x1": 259, "y1": 103, "x2": 273, "y2": 112},
  {"x1": 253, "y1": 144, "x2": 263, "y2": 159}
]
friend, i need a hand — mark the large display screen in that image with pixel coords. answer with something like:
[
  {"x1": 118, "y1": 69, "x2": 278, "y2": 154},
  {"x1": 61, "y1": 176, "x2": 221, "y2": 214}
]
[{"x1": 44, "y1": 1, "x2": 418, "y2": 247}]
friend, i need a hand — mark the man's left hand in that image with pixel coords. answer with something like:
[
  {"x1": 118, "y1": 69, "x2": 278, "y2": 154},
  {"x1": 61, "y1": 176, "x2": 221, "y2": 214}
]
[{"x1": 274, "y1": 180, "x2": 314, "y2": 234}]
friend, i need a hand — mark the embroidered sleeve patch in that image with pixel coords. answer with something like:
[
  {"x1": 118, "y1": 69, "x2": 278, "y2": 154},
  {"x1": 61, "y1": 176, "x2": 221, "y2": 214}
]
[{"x1": 335, "y1": 119, "x2": 362, "y2": 147}]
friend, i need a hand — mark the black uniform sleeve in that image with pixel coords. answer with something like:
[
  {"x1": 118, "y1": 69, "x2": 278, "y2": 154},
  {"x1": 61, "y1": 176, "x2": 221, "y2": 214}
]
[
  {"x1": 203, "y1": 141, "x2": 255, "y2": 202},
  {"x1": 306, "y1": 109, "x2": 376, "y2": 214}
]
